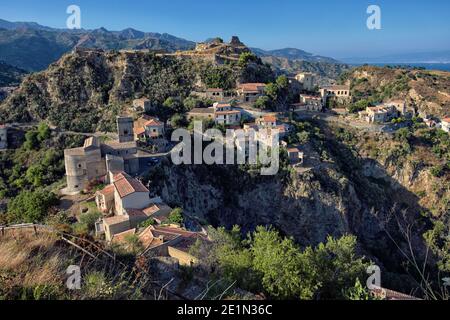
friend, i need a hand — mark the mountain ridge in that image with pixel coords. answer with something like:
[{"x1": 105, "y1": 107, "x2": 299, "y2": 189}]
[{"x1": 0, "y1": 18, "x2": 342, "y2": 72}]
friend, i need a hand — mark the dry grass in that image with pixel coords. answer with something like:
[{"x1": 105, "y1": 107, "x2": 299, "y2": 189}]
[{"x1": 0, "y1": 230, "x2": 67, "y2": 288}]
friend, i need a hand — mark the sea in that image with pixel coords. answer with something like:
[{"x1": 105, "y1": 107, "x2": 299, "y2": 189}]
[{"x1": 350, "y1": 63, "x2": 450, "y2": 72}]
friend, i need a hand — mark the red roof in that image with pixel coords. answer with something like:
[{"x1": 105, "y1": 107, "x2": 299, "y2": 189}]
[
  {"x1": 97, "y1": 184, "x2": 115, "y2": 196},
  {"x1": 215, "y1": 110, "x2": 241, "y2": 116},
  {"x1": 144, "y1": 119, "x2": 164, "y2": 127},
  {"x1": 238, "y1": 83, "x2": 266, "y2": 92},
  {"x1": 135, "y1": 127, "x2": 146, "y2": 135},
  {"x1": 113, "y1": 172, "x2": 149, "y2": 198},
  {"x1": 263, "y1": 115, "x2": 277, "y2": 123},
  {"x1": 442, "y1": 117, "x2": 450, "y2": 123}
]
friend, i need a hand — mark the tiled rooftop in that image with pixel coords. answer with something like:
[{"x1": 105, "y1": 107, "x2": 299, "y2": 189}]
[{"x1": 113, "y1": 172, "x2": 149, "y2": 198}]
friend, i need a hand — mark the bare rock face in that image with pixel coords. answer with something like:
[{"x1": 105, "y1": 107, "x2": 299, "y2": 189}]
[{"x1": 230, "y1": 36, "x2": 244, "y2": 47}]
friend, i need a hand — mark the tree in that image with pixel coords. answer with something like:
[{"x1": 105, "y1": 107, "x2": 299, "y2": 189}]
[
  {"x1": 37, "y1": 122, "x2": 51, "y2": 141},
  {"x1": 238, "y1": 52, "x2": 258, "y2": 67},
  {"x1": 170, "y1": 113, "x2": 187, "y2": 128},
  {"x1": 251, "y1": 227, "x2": 318, "y2": 299},
  {"x1": 310, "y1": 235, "x2": 369, "y2": 299},
  {"x1": 254, "y1": 96, "x2": 271, "y2": 110},
  {"x1": 275, "y1": 75, "x2": 289, "y2": 90},
  {"x1": 348, "y1": 99, "x2": 370, "y2": 113},
  {"x1": 7, "y1": 189, "x2": 59, "y2": 223},
  {"x1": 265, "y1": 83, "x2": 279, "y2": 101},
  {"x1": 344, "y1": 279, "x2": 373, "y2": 300},
  {"x1": 23, "y1": 130, "x2": 39, "y2": 150},
  {"x1": 168, "y1": 207, "x2": 184, "y2": 225}
]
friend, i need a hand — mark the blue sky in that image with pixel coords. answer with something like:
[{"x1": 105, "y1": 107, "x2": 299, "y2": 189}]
[{"x1": 1, "y1": 0, "x2": 449, "y2": 58}]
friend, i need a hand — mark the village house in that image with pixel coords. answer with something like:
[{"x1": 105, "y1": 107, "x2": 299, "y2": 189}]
[
  {"x1": 132, "y1": 98, "x2": 151, "y2": 112},
  {"x1": 359, "y1": 100, "x2": 414, "y2": 124},
  {"x1": 287, "y1": 147, "x2": 304, "y2": 166},
  {"x1": 187, "y1": 103, "x2": 242, "y2": 126},
  {"x1": 255, "y1": 115, "x2": 290, "y2": 138},
  {"x1": 143, "y1": 118, "x2": 165, "y2": 139},
  {"x1": 295, "y1": 72, "x2": 316, "y2": 92},
  {"x1": 0, "y1": 124, "x2": 8, "y2": 150},
  {"x1": 237, "y1": 83, "x2": 266, "y2": 103},
  {"x1": 192, "y1": 88, "x2": 234, "y2": 102},
  {"x1": 360, "y1": 104, "x2": 399, "y2": 123},
  {"x1": 442, "y1": 118, "x2": 450, "y2": 133},
  {"x1": 140, "y1": 226, "x2": 208, "y2": 267},
  {"x1": 320, "y1": 85, "x2": 351, "y2": 99},
  {"x1": 256, "y1": 114, "x2": 277, "y2": 128},
  {"x1": 63, "y1": 117, "x2": 141, "y2": 194},
  {"x1": 95, "y1": 171, "x2": 166, "y2": 241},
  {"x1": 387, "y1": 99, "x2": 415, "y2": 119},
  {"x1": 213, "y1": 102, "x2": 242, "y2": 125},
  {"x1": 293, "y1": 94, "x2": 324, "y2": 112}
]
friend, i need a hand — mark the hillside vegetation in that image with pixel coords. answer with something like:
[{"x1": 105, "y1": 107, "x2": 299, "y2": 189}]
[
  {"x1": 0, "y1": 49, "x2": 273, "y2": 132},
  {"x1": 340, "y1": 65, "x2": 450, "y2": 117}
]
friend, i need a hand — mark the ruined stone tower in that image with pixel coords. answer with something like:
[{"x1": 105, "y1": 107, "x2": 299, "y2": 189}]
[{"x1": 117, "y1": 116, "x2": 134, "y2": 143}]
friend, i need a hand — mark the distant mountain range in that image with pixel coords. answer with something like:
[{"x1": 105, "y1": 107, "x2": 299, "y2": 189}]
[
  {"x1": 0, "y1": 18, "x2": 342, "y2": 72},
  {"x1": 0, "y1": 19, "x2": 196, "y2": 71},
  {"x1": 251, "y1": 47, "x2": 339, "y2": 64},
  {"x1": 342, "y1": 51, "x2": 450, "y2": 64}
]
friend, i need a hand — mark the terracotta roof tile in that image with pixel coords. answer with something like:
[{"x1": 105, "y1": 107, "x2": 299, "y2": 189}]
[
  {"x1": 239, "y1": 83, "x2": 266, "y2": 92},
  {"x1": 103, "y1": 215, "x2": 130, "y2": 226},
  {"x1": 113, "y1": 172, "x2": 149, "y2": 198},
  {"x1": 144, "y1": 119, "x2": 164, "y2": 127},
  {"x1": 263, "y1": 115, "x2": 277, "y2": 123},
  {"x1": 97, "y1": 184, "x2": 115, "y2": 196}
]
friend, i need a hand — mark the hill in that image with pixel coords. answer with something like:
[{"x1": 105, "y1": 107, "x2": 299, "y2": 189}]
[
  {"x1": 340, "y1": 65, "x2": 450, "y2": 117},
  {"x1": 0, "y1": 47, "x2": 273, "y2": 131},
  {"x1": 252, "y1": 47, "x2": 339, "y2": 63}
]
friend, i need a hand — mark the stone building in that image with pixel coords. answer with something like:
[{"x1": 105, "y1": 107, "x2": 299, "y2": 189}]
[
  {"x1": 362, "y1": 104, "x2": 398, "y2": 123},
  {"x1": 63, "y1": 137, "x2": 107, "y2": 194},
  {"x1": 237, "y1": 83, "x2": 266, "y2": 103},
  {"x1": 117, "y1": 117, "x2": 134, "y2": 143},
  {"x1": 187, "y1": 103, "x2": 242, "y2": 126},
  {"x1": 192, "y1": 88, "x2": 233, "y2": 102},
  {"x1": 320, "y1": 85, "x2": 351, "y2": 98},
  {"x1": 0, "y1": 124, "x2": 7, "y2": 150},
  {"x1": 296, "y1": 94, "x2": 324, "y2": 111},
  {"x1": 132, "y1": 98, "x2": 151, "y2": 112},
  {"x1": 295, "y1": 72, "x2": 316, "y2": 92},
  {"x1": 64, "y1": 117, "x2": 141, "y2": 194},
  {"x1": 213, "y1": 103, "x2": 241, "y2": 125}
]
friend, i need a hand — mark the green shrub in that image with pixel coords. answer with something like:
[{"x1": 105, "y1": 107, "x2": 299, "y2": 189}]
[{"x1": 168, "y1": 208, "x2": 184, "y2": 225}]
